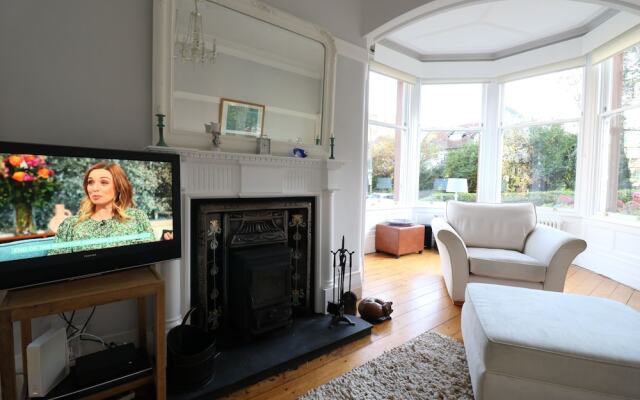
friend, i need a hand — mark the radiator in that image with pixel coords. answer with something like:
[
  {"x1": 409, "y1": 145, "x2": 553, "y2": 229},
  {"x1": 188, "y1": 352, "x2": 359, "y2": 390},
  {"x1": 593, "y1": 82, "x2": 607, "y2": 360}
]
[{"x1": 539, "y1": 217, "x2": 563, "y2": 230}]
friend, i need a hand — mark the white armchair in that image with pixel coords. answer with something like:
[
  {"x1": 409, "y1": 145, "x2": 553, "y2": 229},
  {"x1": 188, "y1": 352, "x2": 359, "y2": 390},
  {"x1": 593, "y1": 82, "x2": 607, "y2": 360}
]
[{"x1": 432, "y1": 201, "x2": 587, "y2": 304}]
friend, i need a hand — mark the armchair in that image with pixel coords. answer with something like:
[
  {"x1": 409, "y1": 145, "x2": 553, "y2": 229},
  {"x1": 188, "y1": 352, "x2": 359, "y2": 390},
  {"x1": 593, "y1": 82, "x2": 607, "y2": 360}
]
[{"x1": 432, "y1": 201, "x2": 587, "y2": 303}]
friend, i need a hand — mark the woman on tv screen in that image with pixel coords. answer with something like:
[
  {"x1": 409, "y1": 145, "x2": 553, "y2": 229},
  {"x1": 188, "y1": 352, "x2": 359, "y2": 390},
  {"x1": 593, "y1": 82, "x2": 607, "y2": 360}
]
[{"x1": 49, "y1": 162, "x2": 156, "y2": 254}]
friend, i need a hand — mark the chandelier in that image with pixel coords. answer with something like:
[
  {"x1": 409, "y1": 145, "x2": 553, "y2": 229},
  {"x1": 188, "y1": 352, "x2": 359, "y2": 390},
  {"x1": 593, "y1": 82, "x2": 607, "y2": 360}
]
[{"x1": 175, "y1": 0, "x2": 217, "y2": 64}]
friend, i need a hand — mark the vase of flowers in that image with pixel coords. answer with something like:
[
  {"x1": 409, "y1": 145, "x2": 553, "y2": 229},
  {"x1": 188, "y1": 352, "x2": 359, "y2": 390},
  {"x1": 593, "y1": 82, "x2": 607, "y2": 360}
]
[{"x1": 0, "y1": 154, "x2": 57, "y2": 235}]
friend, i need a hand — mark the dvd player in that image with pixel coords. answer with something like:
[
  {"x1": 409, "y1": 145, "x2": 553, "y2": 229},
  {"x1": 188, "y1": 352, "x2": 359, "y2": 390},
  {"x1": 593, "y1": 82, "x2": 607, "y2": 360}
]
[{"x1": 43, "y1": 344, "x2": 152, "y2": 400}]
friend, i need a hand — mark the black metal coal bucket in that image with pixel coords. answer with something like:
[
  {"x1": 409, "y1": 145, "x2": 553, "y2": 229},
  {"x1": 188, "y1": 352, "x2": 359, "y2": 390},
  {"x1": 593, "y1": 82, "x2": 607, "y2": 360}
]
[{"x1": 167, "y1": 308, "x2": 216, "y2": 389}]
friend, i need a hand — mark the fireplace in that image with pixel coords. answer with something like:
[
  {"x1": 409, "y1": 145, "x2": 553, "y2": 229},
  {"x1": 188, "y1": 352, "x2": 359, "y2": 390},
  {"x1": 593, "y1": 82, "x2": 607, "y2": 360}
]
[
  {"x1": 156, "y1": 149, "x2": 370, "y2": 399},
  {"x1": 191, "y1": 197, "x2": 314, "y2": 343}
]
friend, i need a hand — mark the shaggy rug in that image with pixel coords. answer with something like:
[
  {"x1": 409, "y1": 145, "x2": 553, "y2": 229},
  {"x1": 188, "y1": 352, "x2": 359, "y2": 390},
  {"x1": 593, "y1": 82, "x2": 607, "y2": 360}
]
[{"x1": 299, "y1": 332, "x2": 473, "y2": 400}]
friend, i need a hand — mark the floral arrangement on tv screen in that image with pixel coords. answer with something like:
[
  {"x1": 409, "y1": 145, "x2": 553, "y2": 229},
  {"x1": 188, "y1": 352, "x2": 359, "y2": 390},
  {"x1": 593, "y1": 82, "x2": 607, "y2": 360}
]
[{"x1": 0, "y1": 154, "x2": 58, "y2": 234}]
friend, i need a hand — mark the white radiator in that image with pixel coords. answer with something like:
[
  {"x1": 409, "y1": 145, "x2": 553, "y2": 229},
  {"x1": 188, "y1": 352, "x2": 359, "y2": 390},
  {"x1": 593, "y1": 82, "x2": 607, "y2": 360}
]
[{"x1": 539, "y1": 217, "x2": 563, "y2": 230}]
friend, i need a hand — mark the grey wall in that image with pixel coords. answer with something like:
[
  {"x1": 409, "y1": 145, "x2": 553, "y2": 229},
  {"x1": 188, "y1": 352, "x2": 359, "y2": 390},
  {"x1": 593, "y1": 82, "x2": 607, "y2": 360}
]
[
  {"x1": 361, "y1": 0, "x2": 437, "y2": 38},
  {"x1": 0, "y1": 0, "x2": 371, "y2": 361},
  {"x1": 0, "y1": 0, "x2": 152, "y2": 150},
  {"x1": 1, "y1": 0, "x2": 153, "y2": 361},
  {"x1": 261, "y1": 0, "x2": 367, "y2": 46}
]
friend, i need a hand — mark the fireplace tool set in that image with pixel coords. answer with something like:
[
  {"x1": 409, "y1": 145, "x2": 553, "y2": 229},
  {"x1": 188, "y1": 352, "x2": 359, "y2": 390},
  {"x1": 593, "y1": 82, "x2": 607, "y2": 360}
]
[{"x1": 328, "y1": 236, "x2": 356, "y2": 326}]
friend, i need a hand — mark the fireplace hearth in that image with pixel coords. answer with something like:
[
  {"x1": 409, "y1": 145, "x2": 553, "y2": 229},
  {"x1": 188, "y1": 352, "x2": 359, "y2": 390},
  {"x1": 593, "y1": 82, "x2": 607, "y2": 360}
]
[{"x1": 168, "y1": 314, "x2": 372, "y2": 400}]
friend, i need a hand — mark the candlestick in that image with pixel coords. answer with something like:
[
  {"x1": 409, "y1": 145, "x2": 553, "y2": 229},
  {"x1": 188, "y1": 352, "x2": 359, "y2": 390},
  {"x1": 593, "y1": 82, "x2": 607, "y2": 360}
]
[
  {"x1": 155, "y1": 113, "x2": 167, "y2": 147},
  {"x1": 329, "y1": 137, "x2": 335, "y2": 160}
]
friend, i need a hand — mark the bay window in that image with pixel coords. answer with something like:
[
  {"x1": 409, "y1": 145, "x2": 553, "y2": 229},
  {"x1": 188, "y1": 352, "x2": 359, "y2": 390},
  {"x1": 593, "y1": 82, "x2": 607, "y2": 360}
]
[
  {"x1": 599, "y1": 44, "x2": 640, "y2": 216},
  {"x1": 500, "y1": 68, "x2": 584, "y2": 208},
  {"x1": 367, "y1": 71, "x2": 412, "y2": 203},
  {"x1": 419, "y1": 83, "x2": 484, "y2": 202}
]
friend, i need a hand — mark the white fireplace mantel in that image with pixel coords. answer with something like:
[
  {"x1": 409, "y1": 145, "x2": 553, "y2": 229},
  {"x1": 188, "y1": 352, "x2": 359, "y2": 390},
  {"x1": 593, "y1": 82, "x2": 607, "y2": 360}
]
[{"x1": 149, "y1": 146, "x2": 347, "y2": 329}]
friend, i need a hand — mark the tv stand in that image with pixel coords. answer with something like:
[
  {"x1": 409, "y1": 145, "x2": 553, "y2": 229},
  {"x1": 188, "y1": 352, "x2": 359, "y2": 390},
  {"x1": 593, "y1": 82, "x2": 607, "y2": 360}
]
[{"x1": 0, "y1": 267, "x2": 165, "y2": 400}]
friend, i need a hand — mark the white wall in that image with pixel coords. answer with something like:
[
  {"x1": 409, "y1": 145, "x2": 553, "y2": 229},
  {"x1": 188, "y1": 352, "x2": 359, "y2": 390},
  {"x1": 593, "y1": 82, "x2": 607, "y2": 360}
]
[{"x1": 332, "y1": 53, "x2": 368, "y2": 283}]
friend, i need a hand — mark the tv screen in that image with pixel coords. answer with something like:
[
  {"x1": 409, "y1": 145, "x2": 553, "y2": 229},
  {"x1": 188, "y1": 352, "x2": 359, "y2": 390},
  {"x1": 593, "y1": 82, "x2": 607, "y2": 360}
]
[{"x1": 0, "y1": 141, "x2": 181, "y2": 290}]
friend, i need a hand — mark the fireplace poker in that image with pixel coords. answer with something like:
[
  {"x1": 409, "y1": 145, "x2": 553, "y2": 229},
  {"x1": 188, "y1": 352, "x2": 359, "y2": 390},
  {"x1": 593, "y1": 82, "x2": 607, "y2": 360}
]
[{"x1": 343, "y1": 251, "x2": 357, "y2": 315}]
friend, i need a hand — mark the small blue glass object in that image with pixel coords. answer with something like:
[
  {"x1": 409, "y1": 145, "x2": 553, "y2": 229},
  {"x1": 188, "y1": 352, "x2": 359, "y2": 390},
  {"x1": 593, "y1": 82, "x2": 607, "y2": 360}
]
[{"x1": 293, "y1": 147, "x2": 307, "y2": 158}]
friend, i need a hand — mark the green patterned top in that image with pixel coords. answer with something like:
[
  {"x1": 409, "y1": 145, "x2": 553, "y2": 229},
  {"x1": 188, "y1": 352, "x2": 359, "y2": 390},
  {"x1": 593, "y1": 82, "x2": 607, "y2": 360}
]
[{"x1": 48, "y1": 208, "x2": 155, "y2": 255}]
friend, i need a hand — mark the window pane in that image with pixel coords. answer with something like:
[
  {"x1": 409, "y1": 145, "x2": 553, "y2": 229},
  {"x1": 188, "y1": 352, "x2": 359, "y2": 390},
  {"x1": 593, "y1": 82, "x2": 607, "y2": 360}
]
[
  {"x1": 419, "y1": 130, "x2": 479, "y2": 202},
  {"x1": 420, "y1": 84, "x2": 483, "y2": 129},
  {"x1": 606, "y1": 44, "x2": 640, "y2": 111},
  {"x1": 369, "y1": 71, "x2": 404, "y2": 125},
  {"x1": 368, "y1": 125, "x2": 398, "y2": 202},
  {"x1": 605, "y1": 108, "x2": 640, "y2": 215},
  {"x1": 502, "y1": 68, "x2": 583, "y2": 126},
  {"x1": 501, "y1": 123, "x2": 578, "y2": 207}
]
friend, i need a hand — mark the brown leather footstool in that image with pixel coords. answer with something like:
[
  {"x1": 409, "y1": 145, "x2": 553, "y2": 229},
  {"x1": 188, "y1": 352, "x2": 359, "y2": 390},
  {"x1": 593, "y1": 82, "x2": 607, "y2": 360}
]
[{"x1": 375, "y1": 224, "x2": 425, "y2": 258}]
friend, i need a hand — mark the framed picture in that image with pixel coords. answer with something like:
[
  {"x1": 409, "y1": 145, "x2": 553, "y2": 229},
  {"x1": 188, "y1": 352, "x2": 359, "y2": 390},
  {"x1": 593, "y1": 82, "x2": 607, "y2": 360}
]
[{"x1": 219, "y1": 98, "x2": 265, "y2": 137}]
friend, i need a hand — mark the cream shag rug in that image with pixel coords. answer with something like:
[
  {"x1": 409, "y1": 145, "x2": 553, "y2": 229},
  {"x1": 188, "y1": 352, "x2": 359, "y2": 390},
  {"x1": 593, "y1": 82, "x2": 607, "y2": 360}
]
[{"x1": 299, "y1": 332, "x2": 473, "y2": 400}]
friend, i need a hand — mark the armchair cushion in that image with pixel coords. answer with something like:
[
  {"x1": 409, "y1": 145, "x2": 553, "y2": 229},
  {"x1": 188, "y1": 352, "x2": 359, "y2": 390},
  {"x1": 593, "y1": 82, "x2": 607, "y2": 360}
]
[
  {"x1": 446, "y1": 201, "x2": 536, "y2": 252},
  {"x1": 468, "y1": 248, "x2": 546, "y2": 283}
]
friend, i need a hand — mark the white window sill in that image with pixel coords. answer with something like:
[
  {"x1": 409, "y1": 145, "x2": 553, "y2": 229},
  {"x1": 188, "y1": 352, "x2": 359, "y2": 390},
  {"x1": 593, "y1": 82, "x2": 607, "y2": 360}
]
[{"x1": 586, "y1": 214, "x2": 640, "y2": 228}]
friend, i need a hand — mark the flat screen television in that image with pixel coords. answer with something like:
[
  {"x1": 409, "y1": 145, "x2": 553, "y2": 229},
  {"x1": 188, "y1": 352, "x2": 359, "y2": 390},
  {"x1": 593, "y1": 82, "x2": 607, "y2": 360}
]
[{"x1": 0, "y1": 141, "x2": 181, "y2": 290}]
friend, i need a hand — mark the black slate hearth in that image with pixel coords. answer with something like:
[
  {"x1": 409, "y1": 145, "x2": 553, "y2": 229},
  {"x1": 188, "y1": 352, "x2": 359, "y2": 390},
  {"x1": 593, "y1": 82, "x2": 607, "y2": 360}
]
[{"x1": 168, "y1": 314, "x2": 372, "y2": 400}]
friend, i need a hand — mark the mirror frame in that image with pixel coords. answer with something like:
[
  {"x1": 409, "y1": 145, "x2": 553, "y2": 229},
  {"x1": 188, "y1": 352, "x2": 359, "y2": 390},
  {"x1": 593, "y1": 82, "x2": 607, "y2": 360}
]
[{"x1": 152, "y1": 0, "x2": 336, "y2": 157}]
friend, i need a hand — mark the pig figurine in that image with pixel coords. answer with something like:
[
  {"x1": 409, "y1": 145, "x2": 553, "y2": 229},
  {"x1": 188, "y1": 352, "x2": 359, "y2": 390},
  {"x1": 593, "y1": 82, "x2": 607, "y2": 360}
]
[{"x1": 358, "y1": 297, "x2": 393, "y2": 323}]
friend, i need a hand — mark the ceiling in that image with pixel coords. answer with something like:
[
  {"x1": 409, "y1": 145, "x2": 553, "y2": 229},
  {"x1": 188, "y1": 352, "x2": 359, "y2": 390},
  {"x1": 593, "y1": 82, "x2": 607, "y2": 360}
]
[{"x1": 382, "y1": 0, "x2": 618, "y2": 61}]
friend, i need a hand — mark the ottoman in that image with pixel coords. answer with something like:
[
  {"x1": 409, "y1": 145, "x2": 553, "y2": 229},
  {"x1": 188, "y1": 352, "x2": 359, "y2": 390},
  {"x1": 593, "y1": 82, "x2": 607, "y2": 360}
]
[
  {"x1": 461, "y1": 283, "x2": 640, "y2": 400},
  {"x1": 375, "y1": 223, "x2": 425, "y2": 258}
]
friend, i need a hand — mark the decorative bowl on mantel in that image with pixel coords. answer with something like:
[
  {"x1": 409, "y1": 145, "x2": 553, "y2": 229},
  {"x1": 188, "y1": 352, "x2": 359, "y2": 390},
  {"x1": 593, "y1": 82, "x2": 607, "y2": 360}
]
[{"x1": 292, "y1": 148, "x2": 308, "y2": 158}]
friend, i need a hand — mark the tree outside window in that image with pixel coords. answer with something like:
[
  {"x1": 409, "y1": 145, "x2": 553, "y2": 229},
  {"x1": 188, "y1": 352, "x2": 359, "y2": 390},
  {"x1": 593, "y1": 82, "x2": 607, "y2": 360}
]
[
  {"x1": 419, "y1": 83, "x2": 483, "y2": 202},
  {"x1": 501, "y1": 68, "x2": 583, "y2": 207}
]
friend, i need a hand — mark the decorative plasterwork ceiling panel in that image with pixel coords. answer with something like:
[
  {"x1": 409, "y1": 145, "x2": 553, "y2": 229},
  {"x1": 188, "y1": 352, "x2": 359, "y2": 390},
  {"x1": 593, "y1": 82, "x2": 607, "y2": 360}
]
[{"x1": 384, "y1": 0, "x2": 615, "y2": 61}]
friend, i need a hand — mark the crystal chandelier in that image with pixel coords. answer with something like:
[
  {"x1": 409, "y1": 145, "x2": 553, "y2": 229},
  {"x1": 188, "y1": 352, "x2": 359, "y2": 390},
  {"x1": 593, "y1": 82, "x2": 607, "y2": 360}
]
[{"x1": 175, "y1": 0, "x2": 217, "y2": 64}]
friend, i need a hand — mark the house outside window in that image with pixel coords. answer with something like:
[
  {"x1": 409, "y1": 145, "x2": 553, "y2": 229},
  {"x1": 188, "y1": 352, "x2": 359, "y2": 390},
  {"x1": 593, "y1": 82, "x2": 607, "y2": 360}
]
[
  {"x1": 367, "y1": 71, "x2": 411, "y2": 204},
  {"x1": 500, "y1": 67, "x2": 584, "y2": 208},
  {"x1": 599, "y1": 44, "x2": 640, "y2": 217},
  {"x1": 419, "y1": 83, "x2": 484, "y2": 202}
]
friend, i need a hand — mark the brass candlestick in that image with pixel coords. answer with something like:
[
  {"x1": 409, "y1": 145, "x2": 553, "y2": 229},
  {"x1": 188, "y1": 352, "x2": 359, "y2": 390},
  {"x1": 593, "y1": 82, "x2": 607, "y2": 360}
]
[{"x1": 155, "y1": 113, "x2": 167, "y2": 147}]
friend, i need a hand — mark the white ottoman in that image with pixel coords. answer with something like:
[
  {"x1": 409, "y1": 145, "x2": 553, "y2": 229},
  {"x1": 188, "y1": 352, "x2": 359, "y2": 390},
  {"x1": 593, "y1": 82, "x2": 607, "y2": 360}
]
[{"x1": 461, "y1": 283, "x2": 640, "y2": 400}]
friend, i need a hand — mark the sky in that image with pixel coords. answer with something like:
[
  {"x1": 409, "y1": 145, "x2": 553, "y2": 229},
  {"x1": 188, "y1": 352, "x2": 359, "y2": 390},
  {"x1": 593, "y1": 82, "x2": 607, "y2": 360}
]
[{"x1": 368, "y1": 68, "x2": 584, "y2": 129}]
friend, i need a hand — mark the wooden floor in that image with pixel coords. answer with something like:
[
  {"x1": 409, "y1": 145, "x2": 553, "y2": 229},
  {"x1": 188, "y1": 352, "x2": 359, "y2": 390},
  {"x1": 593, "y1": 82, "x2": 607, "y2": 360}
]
[{"x1": 224, "y1": 250, "x2": 640, "y2": 400}]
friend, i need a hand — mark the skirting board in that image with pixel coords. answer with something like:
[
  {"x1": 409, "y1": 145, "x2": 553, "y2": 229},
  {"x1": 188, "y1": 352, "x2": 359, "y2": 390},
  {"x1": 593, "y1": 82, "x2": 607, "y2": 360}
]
[{"x1": 575, "y1": 251, "x2": 640, "y2": 291}]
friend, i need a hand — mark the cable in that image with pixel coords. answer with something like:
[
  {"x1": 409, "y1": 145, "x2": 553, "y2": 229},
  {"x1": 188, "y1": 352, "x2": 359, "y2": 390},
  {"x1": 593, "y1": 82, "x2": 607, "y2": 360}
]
[
  {"x1": 80, "y1": 306, "x2": 97, "y2": 334},
  {"x1": 66, "y1": 332, "x2": 107, "y2": 348},
  {"x1": 59, "y1": 311, "x2": 79, "y2": 337}
]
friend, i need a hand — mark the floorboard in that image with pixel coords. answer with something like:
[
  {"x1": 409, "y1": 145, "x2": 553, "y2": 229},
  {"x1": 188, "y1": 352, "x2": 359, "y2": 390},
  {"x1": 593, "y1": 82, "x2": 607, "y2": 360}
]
[{"x1": 223, "y1": 251, "x2": 639, "y2": 399}]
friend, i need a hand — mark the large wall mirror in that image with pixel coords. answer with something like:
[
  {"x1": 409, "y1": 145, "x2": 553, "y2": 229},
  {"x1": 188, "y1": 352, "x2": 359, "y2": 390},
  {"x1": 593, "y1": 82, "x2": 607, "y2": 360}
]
[{"x1": 153, "y1": 0, "x2": 336, "y2": 155}]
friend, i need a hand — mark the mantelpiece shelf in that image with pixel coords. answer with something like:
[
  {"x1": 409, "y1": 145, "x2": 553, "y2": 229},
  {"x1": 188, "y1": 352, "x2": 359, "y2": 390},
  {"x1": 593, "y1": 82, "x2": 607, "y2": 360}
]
[{"x1": 147, "y1": 145, "x2": 346, "y2": 169}]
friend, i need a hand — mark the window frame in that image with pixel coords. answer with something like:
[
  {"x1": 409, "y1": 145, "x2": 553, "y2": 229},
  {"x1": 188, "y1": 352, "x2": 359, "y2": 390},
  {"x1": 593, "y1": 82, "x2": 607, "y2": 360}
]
[
  {"x1": 416, "y1": 81, "x2": 487, "y2": 205},
  {"x1": 596, "y1": 50, "x2": 640, "y2": 220},
  {"x1": 497, "y1": 66, "x2": 586, "y2": 211},
  {"x1": 366, "y1": 69, "x2": 414, "y2": 205}
]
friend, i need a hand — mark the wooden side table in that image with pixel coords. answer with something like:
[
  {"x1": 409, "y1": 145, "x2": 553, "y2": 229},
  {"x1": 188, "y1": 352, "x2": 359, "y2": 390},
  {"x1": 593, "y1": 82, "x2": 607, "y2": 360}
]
[{"x1": 0, "y1": 267, "x2": 165, "y2": 400}]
